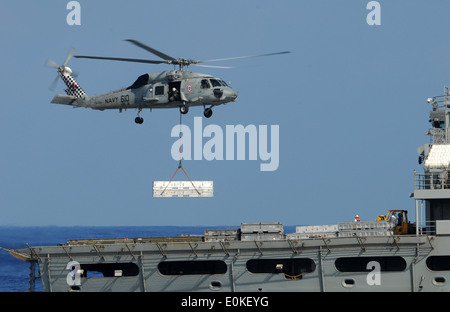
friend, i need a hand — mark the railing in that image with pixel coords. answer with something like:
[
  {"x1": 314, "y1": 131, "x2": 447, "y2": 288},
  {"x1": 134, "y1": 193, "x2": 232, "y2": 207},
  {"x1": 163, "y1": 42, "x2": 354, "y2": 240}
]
[
  {"x1": 427, "y1": 87, "x2": 450, "y2": 144},
  {"x1": 418, "y1": 221, "x2": 436, "y2": 235},
  {"x1": 414, "y1": 170, "x2": 450, "y2": 190},
  {"x1": 428, "y1": 89, "x2": 450, "y2": 112},
  {"x1": 429, "y1": 128, "x2": 450, "y2": 144}
]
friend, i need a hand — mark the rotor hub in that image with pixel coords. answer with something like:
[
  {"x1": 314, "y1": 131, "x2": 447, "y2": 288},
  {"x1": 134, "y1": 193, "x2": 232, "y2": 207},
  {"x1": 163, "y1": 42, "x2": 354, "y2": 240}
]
[{"x1": 58, "y1": 66, "x2": 72, "y2": 76}]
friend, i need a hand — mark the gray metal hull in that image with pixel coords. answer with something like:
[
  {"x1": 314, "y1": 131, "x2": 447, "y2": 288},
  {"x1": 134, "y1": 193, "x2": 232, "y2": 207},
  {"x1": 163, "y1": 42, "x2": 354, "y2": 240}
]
[{"x1": 23, "y1": 234, "x2": 450, "y2": 292}]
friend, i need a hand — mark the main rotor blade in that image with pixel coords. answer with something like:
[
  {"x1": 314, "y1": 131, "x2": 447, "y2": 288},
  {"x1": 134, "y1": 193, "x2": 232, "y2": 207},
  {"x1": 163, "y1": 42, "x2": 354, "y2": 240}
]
[
  {"x1": 192, "y1": 64, "x2": 233, "y2": 69},
  {"x1": 74, "y1": 55, "x2": 167, "y2": 65},
  {"x1": 125, "y1": 39, "x2": 176, "y2": 61},
  {"x1": 198, "y1": 51, "x2": 291, "y2": 63},
  {"x1": 63, "y1": 48, "x2": 75, "y2": 66}
]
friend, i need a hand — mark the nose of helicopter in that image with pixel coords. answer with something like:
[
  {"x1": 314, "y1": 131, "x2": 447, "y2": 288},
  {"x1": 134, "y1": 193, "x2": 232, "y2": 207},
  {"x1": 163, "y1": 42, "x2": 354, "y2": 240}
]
[{"x1": 224, "y1": 88, "x2": 238, "y2": 101}]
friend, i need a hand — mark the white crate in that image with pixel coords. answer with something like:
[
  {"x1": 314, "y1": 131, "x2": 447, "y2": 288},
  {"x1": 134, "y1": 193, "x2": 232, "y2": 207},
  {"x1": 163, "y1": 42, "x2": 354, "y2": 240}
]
[
  {"x1": 241, "y1": 233, "x2": 284, "y2": 241},
  {"x1": 338, "y1": 230, "x2": 393, "y2": 237},
  {"x1": 205, "y1": 228, "x2": 240, "y2": 236},
  {"x1": 204, "y1": 228, "x2": 240, "y2": 242},
  {"x1": 338, "y1": 221, "x2": 394, "y2": 231},
  {"x1": 286, "y1": 233, "x2": 310, "y2": 239},
  {"x1": 153, "y1": 181, "x2": 213, "y2": 197},
  {"x1": 241, "y1": 222, "x2": 284, "y2": 234},
  {"x1": 287, "y1": 232, "x2": 338, "y2": 239},
  {"x1": 296, "y1": 224, "x2": 338, "y2": 234}
]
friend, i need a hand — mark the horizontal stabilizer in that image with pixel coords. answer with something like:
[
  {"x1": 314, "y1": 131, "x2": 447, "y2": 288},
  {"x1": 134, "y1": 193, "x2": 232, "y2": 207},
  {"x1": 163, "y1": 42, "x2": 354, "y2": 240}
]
[{"x1": 51, "y1": 94, "x2": 86, "y2": 107}]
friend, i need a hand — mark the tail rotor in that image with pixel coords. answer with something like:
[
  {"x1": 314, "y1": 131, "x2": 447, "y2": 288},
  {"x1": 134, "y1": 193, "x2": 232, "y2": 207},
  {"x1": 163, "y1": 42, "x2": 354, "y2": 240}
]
[
  {"x1": 46, "y1": 48, "x2": 85, "y2": 97},
  {"x1": 45, "y1": 48, "x2": 79, "y2": 91}
]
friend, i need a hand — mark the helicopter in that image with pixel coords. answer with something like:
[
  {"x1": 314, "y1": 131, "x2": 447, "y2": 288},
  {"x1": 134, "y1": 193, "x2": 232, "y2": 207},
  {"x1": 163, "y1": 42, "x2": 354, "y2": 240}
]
[{"x1": 46, "y1": 40, "x2": 290, "y2": 124}]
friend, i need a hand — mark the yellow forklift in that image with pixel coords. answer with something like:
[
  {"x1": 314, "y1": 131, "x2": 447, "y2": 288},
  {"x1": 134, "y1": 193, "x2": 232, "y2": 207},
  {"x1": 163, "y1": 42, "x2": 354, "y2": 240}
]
[{"x1": 378, "y1": 210, "x2": 415, "y2": 235}]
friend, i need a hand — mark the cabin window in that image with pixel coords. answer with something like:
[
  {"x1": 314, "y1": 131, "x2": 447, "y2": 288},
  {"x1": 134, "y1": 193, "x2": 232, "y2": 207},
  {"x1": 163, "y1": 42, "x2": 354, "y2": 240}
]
[
  {"x1": 335, "y1": 256, "x2": 406, "y2": 272},
  {"x1": 209, "y1": 79, "x2": 221, "y2": 87},
  {"x1": 80, "y1": 263, "x2": 139, "y2": 278},
  {"x1": 426, "y1": 256, "x2": 450, "y2": 271},
  {"x1": 201, "y1": 79, "x2": 211, "y2": 89},
  {"x1": 155, "y1": 86, "x2": 165, "y2": 96},
  {"x1": 246, "y1": 258, "x2": 315, "y2": 279},
  {"x1": 158, "y1": 260, "x2": 227, "y2": 275}
]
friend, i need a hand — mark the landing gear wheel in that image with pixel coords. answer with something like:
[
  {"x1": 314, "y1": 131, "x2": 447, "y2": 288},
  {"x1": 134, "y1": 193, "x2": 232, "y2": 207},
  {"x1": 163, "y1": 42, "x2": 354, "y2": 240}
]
[
  {"x1": 204, "y1": 108, "x2": 213, "y2": 118},
  {"x1": 135, "y1": 108, "x2": 144, "y2": 124},
  {"x1": 180, "y1": 105, "x2": 189, "y2": 114}
]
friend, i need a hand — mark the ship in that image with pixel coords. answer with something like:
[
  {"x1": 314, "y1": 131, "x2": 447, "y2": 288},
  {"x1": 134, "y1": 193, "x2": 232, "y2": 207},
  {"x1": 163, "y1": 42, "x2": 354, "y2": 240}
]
[{"x1": 4, "y1": 86, "x2": 450, "y2": 292}]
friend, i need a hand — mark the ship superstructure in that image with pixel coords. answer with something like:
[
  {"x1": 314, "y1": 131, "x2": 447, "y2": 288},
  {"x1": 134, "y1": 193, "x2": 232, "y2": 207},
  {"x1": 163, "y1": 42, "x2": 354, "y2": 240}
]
[{"x1": 414, "y1": 87, "x2": 450, "y2": 234}]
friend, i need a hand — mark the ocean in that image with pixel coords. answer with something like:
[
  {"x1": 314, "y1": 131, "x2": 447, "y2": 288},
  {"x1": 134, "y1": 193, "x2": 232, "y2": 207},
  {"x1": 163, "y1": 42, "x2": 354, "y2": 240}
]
[{"x1": 0, "y1": 225, "x2": 296, "y2": 292}]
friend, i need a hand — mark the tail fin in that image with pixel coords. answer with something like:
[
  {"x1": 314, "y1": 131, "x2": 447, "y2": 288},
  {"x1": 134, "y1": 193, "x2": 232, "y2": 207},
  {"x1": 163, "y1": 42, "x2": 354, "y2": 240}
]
[
  {"x1": 46, "y1": 48, "x2": 86, "y2": 98},
  {"x1": 60, "y1": 73, "x2": 86, "y2": 98}
]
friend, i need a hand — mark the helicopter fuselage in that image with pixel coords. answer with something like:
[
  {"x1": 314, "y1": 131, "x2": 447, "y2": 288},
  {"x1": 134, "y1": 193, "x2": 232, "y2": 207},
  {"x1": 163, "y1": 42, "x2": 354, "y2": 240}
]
[{"x1": 87, "y1": 70, "x2": 238, "y2": 111}]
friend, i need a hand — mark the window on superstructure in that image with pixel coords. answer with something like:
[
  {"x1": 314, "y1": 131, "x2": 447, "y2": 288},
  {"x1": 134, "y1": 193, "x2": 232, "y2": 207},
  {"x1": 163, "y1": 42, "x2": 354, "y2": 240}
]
[
  {"x1": 426, "y1": 256, "x2": 450, "y2": 271},
  {"x1": 158, "y1": 260, "x2": 227, "y2": 275},
  {"x1": 246, "y1": 258, "x2": 315, "y2": 279},
  {"x1": 80, "y1": 263, "x2": 140, "y2": 278},
  {"x1": 335, "y1": 256, "x2": 406, "y2": 272}
]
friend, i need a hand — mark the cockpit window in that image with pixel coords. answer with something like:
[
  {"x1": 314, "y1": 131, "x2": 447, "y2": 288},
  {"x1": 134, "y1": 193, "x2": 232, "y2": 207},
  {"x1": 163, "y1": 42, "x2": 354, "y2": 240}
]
[
  {"x1": 209, "y1": 79, "x2": 222, "y2": 87},
  {"x1": 201, "y1": 79, "x2": 211, "y2": 89},
  {"x1": 219, "y1": 80, "x2": 228, "y2": 86}
]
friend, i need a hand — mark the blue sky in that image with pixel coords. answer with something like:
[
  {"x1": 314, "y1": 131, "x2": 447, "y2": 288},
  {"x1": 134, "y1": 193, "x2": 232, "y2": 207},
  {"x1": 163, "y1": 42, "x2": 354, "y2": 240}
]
[{"x1": 1, "y1": 1, "x2": 449, "y2": 227}]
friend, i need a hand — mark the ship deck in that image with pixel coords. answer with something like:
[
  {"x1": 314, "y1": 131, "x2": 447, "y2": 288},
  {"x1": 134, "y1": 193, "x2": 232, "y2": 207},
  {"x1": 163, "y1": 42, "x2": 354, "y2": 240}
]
[{"x1": 6, "y1": 233, "x2": 434, "y2": 262}]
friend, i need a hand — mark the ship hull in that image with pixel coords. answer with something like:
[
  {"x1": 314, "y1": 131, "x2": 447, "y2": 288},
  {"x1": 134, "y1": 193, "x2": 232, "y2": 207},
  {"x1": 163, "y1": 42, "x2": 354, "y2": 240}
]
[{"x1": 22, "y1": 234, "x2": 450, "y2": 292}]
